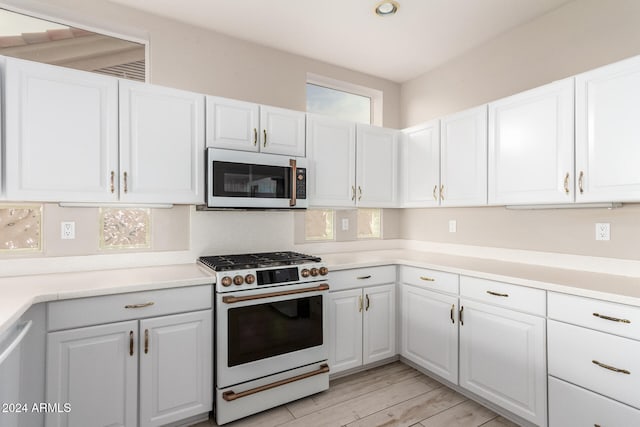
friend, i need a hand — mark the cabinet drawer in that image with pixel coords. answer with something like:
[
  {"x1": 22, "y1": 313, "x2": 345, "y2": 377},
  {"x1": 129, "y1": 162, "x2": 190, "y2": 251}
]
[
  {"x1": 48, "y1": 285, "x2": 212, "y2": 331},
  {"x1": 460, "y1": 276, "x2": 545, "y2": 316},
  {"x1": 329, "y1": 266, "x2": 395, "y2": 292},
  {"x1": 549, "y1": 376, "x2": 640, "y2": 427},
  {"x1": 548, "y1": 320, "x2": 640, "y2": 409},
  {"x1": 399, "y1": 266, "x2": 458, "y2": 294},
  {"x1": 549, "y1": 292, "x2": 640, "y2": 340}
]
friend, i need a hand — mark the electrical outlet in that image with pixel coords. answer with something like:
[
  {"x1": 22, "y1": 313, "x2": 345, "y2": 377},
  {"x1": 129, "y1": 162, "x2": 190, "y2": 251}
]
[
  {"x1": 341, "y1": 218, "x2": 349, "y2": 231},
  {"x1": 449, "y1": 220, "x2": 457, "y2": 233},
  {"x1": 595, "y1": 223, "x2": 610, "y2": 241},
  {"x1": 61, "y1": 221, "x2": 76, "y2": 240}
]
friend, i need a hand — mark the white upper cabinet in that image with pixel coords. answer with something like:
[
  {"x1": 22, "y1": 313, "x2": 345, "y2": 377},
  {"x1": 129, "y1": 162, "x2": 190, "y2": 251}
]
[
  {"x1": 356, "y1": 124, "x2": 399, "y2": 207},
  {"x1": 206, "y1": 96, "x2": 260, "y2": 152},
  {"x1": 260, "y1": 105, "x2": 306, "y2": 156},
  {"x1": 119, "y1": 80, "x2": 205, "y2": 204},
  {"x1": 307, "y1": 116, "x2": 398, "y2": 208},
  {"x1": 440, "y1": 106, "x2": 488, "y2": 206},
  {"x1": 488, "y1": 78, "x2": 574, "y2": 205},
  {"x1": 402, "y1": 120, "x2": 440, "y2": 207},
  {"x1": 306, "y1": 114, "x2": 356, "y2": 207},
  {"x1": 206, "y1": 96, "x2": 305, "y2": 157},
  {"x1": 4, "y1": 57, "x2": 119, "y2": 203},
  {"x1": 575, "y1": 55, "x2": 640, "y2": 202}
]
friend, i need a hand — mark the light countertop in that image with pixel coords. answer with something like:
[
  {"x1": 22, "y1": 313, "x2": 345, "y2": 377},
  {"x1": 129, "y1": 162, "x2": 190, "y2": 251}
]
[
  {"x1": 320, "y1": 249, "x2": 640, "y2": 307},
  {"x1": 2, "y1": 249, "x2": 640, "y2": 336},
  {"x1": 0, "y1": 264, "x2": 215, "y2": 336}
]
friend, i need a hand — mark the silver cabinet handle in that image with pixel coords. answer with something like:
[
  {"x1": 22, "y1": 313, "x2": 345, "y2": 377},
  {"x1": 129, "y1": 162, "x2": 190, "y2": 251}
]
[
  {"x1": 564, "y1": 172, "x2": 570, "y2": 194},
  {"x1": 592, "y1": 359, "x2": 630, "y2": 375},
  {"x1": 593, "y1": 312, "x2": 631, "y2": 324},
  {"x1": 357, "y1": 275, "x2": 372, "y2": 280},
  {"x1": 365, "y1": 294, "x2": 370, "y2": 311},
  {"x1": 433, "y1": 185, "x2": 438, "y2": 201},
  {"x1": 578, "y1": 171, "x2": 584, "y2": 194},
  {"x1": 124, "y1": 302, "x2": 155, "y2": 309},
  {"x1": 440, "y1": 185, "x2": 445, "y2": 201},
  {"x1": 263, "y1": 129, "x2": 267, "y2": 147},
  {"x1": 129, "y1": 331, "x2": 134, "y2": 356},
  {"x1": 486, "y1": 290, "x2": 509, "y2": 297},
  {"x1": 450, "y1": 304, "x2": 455, "y2": 324},
  {"x1": 358, "y1": 186, "x2": 362, "y2": 201},
  {"x1": 351, "y1": 186, "x2": 356, "y2": 201},
  {"x1": 253, "y1": 128, "x2": 257, "y2": 146},
  {"x1": 459, "y1": 305, "x2": 464, "y2": 326},
  {"x1": 420, "y1": 276, "x2": 435, "y2": 282}
]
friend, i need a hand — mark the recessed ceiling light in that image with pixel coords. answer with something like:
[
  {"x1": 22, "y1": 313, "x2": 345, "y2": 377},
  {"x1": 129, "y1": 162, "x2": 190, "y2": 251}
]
[{"x1": 375, "y1": 1, "x2": 399, "y2": 17}]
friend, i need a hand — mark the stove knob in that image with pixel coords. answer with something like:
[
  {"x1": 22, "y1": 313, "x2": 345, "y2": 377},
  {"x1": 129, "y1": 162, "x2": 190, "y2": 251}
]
[
  {"x1": 310, "y1": 268, "x2": 319, "y2": 277},
  {"x1": 245, "y1": 274, "x2": 255, "y2": 284},
  {"x1": 319, "y1": 266, "x2": 329, "y2": 276},
  {"x1": 301, "y1": 269, "x2": 310, "y2": 278},
  {"x1": 233, "y1": 275, "x2": 244, "y2": 286},
  {"x1": 221, "y1": 276, "x2": 232, "y2": 287}
]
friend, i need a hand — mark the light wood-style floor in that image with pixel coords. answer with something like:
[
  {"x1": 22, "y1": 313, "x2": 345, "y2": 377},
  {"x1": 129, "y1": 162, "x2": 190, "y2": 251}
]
[{"x1": 195, "y1": 362, "x2": 520, "y2": 427}]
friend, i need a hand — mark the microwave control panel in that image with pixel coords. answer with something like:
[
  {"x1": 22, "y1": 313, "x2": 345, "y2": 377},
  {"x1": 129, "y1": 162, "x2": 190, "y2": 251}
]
[{"x1": 296, "y1": 168, "x2": 307, "y2": 199}]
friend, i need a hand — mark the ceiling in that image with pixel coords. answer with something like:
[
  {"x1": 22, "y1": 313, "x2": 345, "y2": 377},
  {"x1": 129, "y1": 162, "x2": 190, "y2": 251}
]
[{"x1": 109, "y1": 0, "x2": 573, "y2": 83}]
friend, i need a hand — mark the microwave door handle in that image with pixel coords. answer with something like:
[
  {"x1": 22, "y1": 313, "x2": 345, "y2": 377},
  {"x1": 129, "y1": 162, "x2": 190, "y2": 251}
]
[{"x1": 289, "y1": 159, "x2": 297, "y2": 207}]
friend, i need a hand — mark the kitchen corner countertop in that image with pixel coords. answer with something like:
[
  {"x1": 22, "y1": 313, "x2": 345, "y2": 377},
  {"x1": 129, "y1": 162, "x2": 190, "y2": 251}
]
[
  {"x1": 0, "y1": 264, "x2": 215, "y2": 336},
  {"x1": 320, "y1": 249, "x2": 640, "y2": 307}
]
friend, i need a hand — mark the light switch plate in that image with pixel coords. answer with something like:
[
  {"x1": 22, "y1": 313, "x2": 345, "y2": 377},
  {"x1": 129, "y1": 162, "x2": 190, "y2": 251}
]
[
  {"x1": 341, "y1": 218, "x2": 349, "y2": 231},
  {"x1": 449, "y1": 220, "x2": 457, "y2": 233}
]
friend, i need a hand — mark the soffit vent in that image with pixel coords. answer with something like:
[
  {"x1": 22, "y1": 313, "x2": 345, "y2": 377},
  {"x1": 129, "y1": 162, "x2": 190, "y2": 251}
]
[{"x1": 94, "y1": 60, "x2": 145, "y2": 82}]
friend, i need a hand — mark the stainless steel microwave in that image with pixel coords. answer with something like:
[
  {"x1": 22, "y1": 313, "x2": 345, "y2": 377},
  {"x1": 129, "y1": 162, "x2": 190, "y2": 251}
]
[{"x1": 206, "y1": 148, "x2": 307, "y2": 209}]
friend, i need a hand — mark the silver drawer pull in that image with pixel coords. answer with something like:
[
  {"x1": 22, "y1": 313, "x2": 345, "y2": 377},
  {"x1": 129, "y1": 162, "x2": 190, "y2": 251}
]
[
  {"x1": 592, "y1": 360, "x2": 630, "y2": 375},
  {"x1": 124, "y1": 302, "x2": 155, "y2": 309},
  {"x1": 357, "y1": 275, "x2": 372, "y2": 280},
  {"x1": 420, "y1": 276, "x2": 435, "y2": 282},
  {"x1": 593, "y1": 312, "x2": 631, "y2": 324},
  {"x1": 486, "y1": 290, "x2": 509, "y2": 297}
]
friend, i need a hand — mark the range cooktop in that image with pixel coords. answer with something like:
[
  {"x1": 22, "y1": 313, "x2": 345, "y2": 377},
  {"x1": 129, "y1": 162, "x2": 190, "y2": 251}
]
[{"x1": 198, "y1": 251, "x2": 322, "y2": 272}]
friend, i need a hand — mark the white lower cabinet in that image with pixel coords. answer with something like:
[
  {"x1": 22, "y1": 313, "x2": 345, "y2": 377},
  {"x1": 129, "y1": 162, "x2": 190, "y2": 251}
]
[
  {"x1": 400, "y1": 284, "x2": 458, "y2": 384},
  {"x1": 548, "y1": 376, "x2": 640, "y2": 427},
  {"x1": 459, "y1": 299, "x2": 547, "y2": 426},
  {"x1": 547, "y1": 292, "x2": 640, "y2": 425},
  {"x1": 45, "y1": 286, "x2": 212, "y2": 427},
  {"x1": 329, "y1": 283, "x2": 396, "y2": 375}
]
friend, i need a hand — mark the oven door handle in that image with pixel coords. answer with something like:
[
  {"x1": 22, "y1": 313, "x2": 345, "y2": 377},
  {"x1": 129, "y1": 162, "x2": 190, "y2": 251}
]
[
  {"x1": 289, "y1": 159, "x2": 297, "y2": 207},
  {"x1": 222, "y1": 363, "x2": 329, "y2": 401},
  {"x1": 221, "y1": 283, "x2": 329, "y2": 304}
]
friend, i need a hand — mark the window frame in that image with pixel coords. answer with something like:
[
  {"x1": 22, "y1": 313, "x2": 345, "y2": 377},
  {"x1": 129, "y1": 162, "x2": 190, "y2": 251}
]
[{"x1": 306, "y1": 72, "x2": 383, "y2": 126}]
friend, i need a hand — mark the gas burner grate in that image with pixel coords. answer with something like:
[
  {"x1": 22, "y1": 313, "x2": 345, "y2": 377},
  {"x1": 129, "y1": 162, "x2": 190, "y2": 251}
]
[{"x1": 198, "y1": 251, "x2": 321, "y2": 271}]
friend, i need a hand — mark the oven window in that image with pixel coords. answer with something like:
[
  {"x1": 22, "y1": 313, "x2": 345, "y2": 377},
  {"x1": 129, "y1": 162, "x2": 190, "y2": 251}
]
[
  {"x1": 227, "y1": 295, "x2": 323, "y2": 367},
  {"x1": 212, "y1": 161, "x2": 291, "y2": 198}
]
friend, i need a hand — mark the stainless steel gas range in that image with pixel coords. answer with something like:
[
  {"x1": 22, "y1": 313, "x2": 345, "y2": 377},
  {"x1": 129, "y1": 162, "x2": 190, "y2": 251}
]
[{"x1": 198, "y1": 251, "x2": 330, "y2": 425}]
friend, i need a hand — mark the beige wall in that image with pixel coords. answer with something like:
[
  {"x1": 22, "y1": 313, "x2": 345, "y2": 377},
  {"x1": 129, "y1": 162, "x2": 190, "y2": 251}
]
[
  {"x1": 397, "y1": 0, "x2": 640, "y2": 261},
  {"x1": 4, "y1": 0, "x2": 401, "y2": 128},
  {"x1": 400, "y1": 205, "x2": 640, "y2": 261},
  {"x1": 401, "y1": 0, "x2": 640, "y2": 127}
]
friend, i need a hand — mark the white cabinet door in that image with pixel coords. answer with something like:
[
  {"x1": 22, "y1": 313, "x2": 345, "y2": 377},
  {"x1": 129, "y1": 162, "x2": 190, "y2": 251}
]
[
  {"x1": 139, "y1": 310, "x2": 212, "y2": 427},
  {"x1": 576, "y1": 56, "x2": 640, "y2": 202},
  {"x1": 306, "y1": 114, "x2": 357, "y2": 207},
  {"x1": 441, "y1": 105, "x2": 488, "y2": 206},
  {"x1": 459, "y1": 299, "x2": 547, "y2": 427},
  {"x1": 45, "y1": 321, "x2": 138, "y2": 427},
  {"x1": 401, "y1": 284, "x2": 458, "y2": 384},
  {"x1": 206, "y1": 96, "x2": 259, "y2": 152},
  {"x1": 328, "y1": 289, "x2": 363, "y2": 374},
  {"x1": 402, "y1": 120, "x2": 440, "y2": 207},
  {"x1": 4, "y1": 57, "x2": 118, "y2": 202},
  {"x1": 260, "y1": 105, "x2": 306, "y2": 157},
  {"x1": 488, "y1": 78, "x2": 574, "y2": 205},
  {"x1": 362, "y1": 284, "x2": 396, "y2": 365},
  {"x1": 119, "y1": 81, "x2": 205, "y2": 204},
  {"x1": 356, "y1": 124, "x2": 399, "y2": 207}
]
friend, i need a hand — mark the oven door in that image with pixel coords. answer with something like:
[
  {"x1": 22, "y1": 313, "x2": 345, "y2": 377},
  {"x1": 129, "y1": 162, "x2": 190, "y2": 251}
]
[
  {"x1": 207, "y1": 148, "x2": 307, "y2": 209},
  {"x1": 216, "y1": 282, "x2": 328, "y2": 388}
]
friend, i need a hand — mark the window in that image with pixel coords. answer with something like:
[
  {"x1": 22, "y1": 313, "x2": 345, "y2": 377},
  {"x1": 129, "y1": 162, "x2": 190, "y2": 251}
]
[
  {"x1": 0, "y1": 8, "x2": 146, "y2": 81},
  {"x1": 306, "y1": 83, "x2": 371, "y2": 124},
  {"x1": 306, "y1": 73, "x2": 383, "y2": 126}
]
